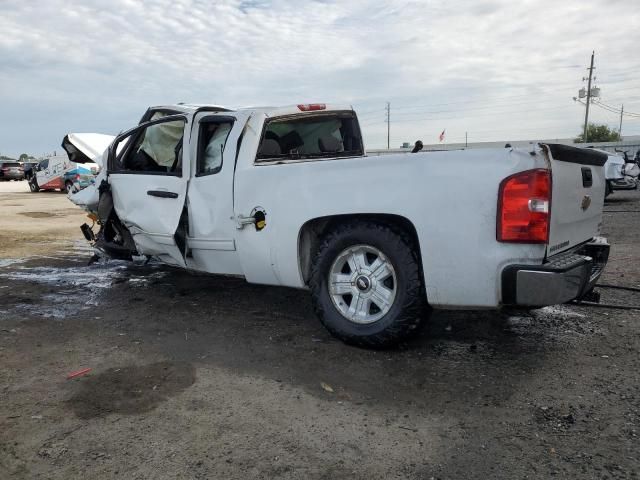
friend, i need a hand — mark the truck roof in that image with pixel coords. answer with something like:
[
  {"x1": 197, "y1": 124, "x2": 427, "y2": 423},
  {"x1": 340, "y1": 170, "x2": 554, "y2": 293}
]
[
  {"x1": 148, "y1": 103, "x2": 232, "y2": 114},
  {"x1": 149, "y1": 103, "x2": 355, "y2": 118}
]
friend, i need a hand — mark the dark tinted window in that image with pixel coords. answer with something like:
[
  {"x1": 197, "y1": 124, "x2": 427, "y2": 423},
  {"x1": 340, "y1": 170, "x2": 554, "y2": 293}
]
[{"x1": 256, "y1": 112, "x2": 363, "y2": 162}]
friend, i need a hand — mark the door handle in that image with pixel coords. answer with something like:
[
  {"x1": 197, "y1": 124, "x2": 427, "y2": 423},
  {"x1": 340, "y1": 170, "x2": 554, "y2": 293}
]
[
  {"x1": 581, "y1": 167, "x2": 593, "y2": 188},
  {"x1": 147, "y1": 190, "x2": 179, "y2": 199}
]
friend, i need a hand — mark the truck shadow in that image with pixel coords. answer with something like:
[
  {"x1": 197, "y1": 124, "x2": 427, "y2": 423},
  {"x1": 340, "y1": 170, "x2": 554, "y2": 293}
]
[
  {"x1": 95, "y1": 264, "x2": 601, "y2": 410},
  {"x1": 66, "y1": 361, "x2": 196, "y2": 419},
  {"x1": 605, "y1": 195, "x2": 638, "y2": 204},
  {"x1": 3, "y1": 255, "x2": 603, "y2": 413}
]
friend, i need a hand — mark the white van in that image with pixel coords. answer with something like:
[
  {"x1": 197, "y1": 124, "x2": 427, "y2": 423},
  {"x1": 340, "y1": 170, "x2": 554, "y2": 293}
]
[{"x1": 28, "y1": 155, "x2": 98, "y2": 193}]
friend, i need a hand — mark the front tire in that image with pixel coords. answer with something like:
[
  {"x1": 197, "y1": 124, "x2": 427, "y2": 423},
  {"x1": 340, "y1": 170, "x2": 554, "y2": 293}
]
[
  {"x1": 310, "y1": 221, "x2": 429, "y2": 348},
  {"x1": 29, "y1": 178, "x2": 40, "y2": 192}
]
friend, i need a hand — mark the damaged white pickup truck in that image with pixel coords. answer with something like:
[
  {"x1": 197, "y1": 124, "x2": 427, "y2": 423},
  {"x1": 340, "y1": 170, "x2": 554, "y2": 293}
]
[{"x1": 63, "y1": 103, "x2": 610, "y2": 347}]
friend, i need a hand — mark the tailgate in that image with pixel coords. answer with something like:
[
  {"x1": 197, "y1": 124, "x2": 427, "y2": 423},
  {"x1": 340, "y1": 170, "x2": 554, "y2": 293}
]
[{"x1": 545, "y1": 144, "x2": 607, "y2": 255}]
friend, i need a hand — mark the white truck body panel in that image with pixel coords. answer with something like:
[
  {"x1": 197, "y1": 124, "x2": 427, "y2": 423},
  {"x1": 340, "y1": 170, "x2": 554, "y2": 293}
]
[
  {"x1": 184, "y1": 111, "x2": 253, "y2": 275},
  {"x1": 109, "y1": 173, "x2": 188, "y2": 267},
  {"x1": 545, "y1": 148, "x2": 606, "y2": 255},
  {"x1": 65, "y1": 105, "x2": 608, "y2": 310},
  {"x1": 235, "y1": 145, "x2": 548, "y2": 307}
]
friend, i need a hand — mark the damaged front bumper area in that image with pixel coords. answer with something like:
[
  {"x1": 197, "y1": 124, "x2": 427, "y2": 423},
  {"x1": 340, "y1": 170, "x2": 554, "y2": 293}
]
[
  {"x1": 501, "y1": 237, "x2": 610, "y2": 307},
  {"x1": 74, "y1": 181, "x2": 138, "y2": 261}
]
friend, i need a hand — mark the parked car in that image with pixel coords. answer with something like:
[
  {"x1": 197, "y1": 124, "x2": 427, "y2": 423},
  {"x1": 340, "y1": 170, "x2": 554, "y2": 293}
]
[
  {"x1": 28, "y1": 155, "x2": 98, "y2": 193},
  {"x1": 0, "y1": 161, "x2": 24, "y2": 181},
  {"x1": 593, "y1": 149, "x2": 625, "y2": 197},
  {"x1": 610, "y1": 150, "x2": 640, "y2": 191},
  {"x1": 63, "y1": 103, "x2": 610, "y2": 347}
]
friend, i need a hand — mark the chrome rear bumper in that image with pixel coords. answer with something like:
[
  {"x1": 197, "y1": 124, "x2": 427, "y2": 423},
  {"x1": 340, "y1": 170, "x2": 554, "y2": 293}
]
[{"x1": 502, "y1": 237, "x2": 610, "y2": 307}]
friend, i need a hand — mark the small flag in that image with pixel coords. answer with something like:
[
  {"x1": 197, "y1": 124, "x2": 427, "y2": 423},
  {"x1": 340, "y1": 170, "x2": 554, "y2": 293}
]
[{"x1": 439, "y1": 129, "x2": 446, "y2": 142}]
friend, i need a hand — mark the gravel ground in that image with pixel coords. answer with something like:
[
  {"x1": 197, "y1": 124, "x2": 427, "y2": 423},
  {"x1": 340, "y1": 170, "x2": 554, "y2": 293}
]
[{"x1": 0, "y1": 183, "x2": 639, "y2": 479}]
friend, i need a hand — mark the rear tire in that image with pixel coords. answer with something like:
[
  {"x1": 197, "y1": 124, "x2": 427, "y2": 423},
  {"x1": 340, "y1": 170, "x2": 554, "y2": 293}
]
[
  {"x1": 605, "y1": 180, "x2": 613, "y2": 198},
  {"x1": 63, "y1": 180, "x2": 73, "y2": 193},
  {"x1": 310, "y1": 221, "x2": 429, "y2": 348}
]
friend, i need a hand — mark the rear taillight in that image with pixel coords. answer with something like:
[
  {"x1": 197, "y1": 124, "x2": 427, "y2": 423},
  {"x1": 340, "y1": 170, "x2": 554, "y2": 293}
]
[{"x1": 497, "y1": 169, "x2": 551, "y2": 243}]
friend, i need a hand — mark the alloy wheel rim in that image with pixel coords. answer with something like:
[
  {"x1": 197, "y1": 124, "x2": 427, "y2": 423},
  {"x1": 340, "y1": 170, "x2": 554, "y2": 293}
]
[{"x1": 328, "y1": 244, "x2": 397, "y2": 324}]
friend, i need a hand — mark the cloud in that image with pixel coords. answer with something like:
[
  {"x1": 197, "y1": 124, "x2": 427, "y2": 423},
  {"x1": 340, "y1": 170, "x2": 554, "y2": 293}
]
[{"x1": 0, "y1": 0, "x2": 639, "y2": 155}]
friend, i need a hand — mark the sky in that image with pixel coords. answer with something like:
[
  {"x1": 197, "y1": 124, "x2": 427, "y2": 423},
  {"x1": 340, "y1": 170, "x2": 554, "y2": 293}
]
[{"x1": 1, "y1": 0, "x2": 639, "y2": 157}]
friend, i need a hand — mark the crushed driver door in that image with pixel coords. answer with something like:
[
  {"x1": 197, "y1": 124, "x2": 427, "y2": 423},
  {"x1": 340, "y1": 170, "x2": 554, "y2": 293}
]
[{"x1": 107, "y1": 115, "x2": 190, "y2": 267}]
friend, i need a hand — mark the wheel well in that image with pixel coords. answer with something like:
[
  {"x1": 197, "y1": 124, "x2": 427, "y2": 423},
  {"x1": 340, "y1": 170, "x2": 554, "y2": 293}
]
[{"x1": 297, "y1": 214, "x2": 423, "y2": 285}]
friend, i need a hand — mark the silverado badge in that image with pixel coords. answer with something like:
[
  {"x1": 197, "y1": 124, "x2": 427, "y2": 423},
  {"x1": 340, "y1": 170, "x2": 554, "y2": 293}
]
[{"x1": 581, "y1": 195, "x2": 591, "y2": 211}]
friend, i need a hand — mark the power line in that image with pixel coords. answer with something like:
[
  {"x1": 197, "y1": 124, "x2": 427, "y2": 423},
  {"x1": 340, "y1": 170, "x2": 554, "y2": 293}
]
[
  {"x1": 597, "y1": 100, "x2": 640, "y2": 117},
  {"x1": 584, "y1": 99, "x2": 640, "y2": 118},
  {"x1": 358, "y1": 86, "x2": 640, "y2": 120}
]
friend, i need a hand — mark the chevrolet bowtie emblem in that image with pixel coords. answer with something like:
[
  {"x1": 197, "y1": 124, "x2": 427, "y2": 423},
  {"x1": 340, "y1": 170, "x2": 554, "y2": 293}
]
[{"x1": 581, "y1": 195, "x2": 591, "y2": 211}]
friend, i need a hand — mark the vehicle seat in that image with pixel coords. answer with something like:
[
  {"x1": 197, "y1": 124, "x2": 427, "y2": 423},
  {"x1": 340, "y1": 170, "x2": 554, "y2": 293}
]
[
  {"x1": 280, "y1": 131, "x2": 304, "y2": 153},
  {"x1": 318, "y1": 135, "x2": 344, "y2": 153},
  {"x1": 259, "y1": 139, "x2": 282, "y2": 157},
  {"x1": 265, "y1": 131, "x2": 280, "y2": 143}
]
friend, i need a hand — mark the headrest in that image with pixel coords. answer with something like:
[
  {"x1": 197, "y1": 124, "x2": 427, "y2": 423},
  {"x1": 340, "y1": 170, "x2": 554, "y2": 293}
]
[
  {"x1": 280, "y1": 131, "x2": 304, "y2": 152},
  {"x1": 259, "y1": 139, "x2": 282, "y2": 157},
  {"x1": 318, "y1": 135, "x2": 343, "y2": 153}
]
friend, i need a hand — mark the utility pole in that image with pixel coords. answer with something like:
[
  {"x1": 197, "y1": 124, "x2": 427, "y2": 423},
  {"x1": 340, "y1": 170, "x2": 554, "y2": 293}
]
[
  {"x1": 583, "y1": 51, "x2": 595, "y2": 142},
  {"x1": 385, "y1": 102, "x2": 390, "y2": 150},
  {"x1": 465, "y1": 132, "x2": 468, "y2": 148},
  {"x1": 619, "y1": 104, "x2": 624, "y2": 137}
]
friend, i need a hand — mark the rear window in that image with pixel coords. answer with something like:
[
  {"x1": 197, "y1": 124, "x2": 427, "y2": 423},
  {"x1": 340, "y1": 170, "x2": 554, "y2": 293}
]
[
  {"x1": 2, "y1": 162, "x2": 20, "y2": 167},
  {"x1": 256, "y1": 112, "x2": 363, "y2": 162}
]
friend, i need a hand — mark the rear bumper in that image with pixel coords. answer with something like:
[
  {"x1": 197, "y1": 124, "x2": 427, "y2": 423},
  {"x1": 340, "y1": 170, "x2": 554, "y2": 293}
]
[
  {"x1": 501, "y1": 237, "x2": 609, "y2": 307},
  {"x1": 0, "y1": 173, "x2": 23, "y2": 180}
]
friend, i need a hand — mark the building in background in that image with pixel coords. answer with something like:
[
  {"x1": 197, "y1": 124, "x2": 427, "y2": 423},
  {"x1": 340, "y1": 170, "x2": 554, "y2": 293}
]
[{"x1": 369, "y1": 136, "x2": 640, "y2": 156}]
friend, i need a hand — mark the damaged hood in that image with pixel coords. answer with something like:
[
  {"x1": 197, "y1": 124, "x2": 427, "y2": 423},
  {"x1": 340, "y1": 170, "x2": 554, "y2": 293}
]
[
  {"x1": 63, "y1": 133, "x2": 114, "y2": 213},
  {"x1": 62, "y1": 133, "x2": 115, "y2": 167}
]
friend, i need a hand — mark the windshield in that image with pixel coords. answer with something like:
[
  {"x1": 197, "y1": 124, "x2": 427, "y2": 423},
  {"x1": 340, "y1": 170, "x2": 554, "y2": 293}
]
[{"x1": 256, "y1": 112, "x2": 363, "y2": 162}]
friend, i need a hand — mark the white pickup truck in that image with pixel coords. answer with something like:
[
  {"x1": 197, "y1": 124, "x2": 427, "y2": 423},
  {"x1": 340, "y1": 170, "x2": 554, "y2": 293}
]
[{"x1": 63, "y1": 103, "x2": 610, "y2": 347}]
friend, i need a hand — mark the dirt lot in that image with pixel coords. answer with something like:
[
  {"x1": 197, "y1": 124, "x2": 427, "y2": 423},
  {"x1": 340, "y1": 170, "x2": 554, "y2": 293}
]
[
  {"x1": 0, "y1": 181, "x2": 88, "y2": 258},
  {"x1": 1, "y1": 181, "x2": 639, "y2": 479}
]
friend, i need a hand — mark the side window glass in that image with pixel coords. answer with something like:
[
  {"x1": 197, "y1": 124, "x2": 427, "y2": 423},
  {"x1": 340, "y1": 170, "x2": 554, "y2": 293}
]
[
  {"x1": 113, "y1": 119, "x2": 186, "y2": 175},
  {"x1": 197, "y1": 121, "x2": 233, "y2": 176}
]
